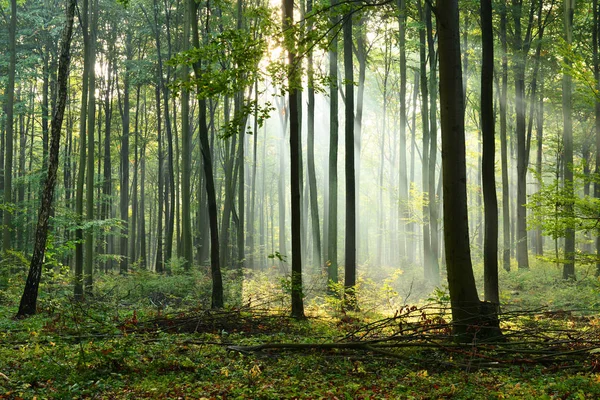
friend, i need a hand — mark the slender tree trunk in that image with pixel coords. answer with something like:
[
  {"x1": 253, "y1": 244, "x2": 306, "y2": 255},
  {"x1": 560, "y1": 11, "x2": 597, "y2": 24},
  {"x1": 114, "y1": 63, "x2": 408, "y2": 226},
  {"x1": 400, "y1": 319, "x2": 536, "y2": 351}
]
[
  {"x1": 563, "y1": 0, "x2": 575, "y2": 280},
  {"x1": 437, "y1": 0, "x2": 500, "y2": 339},
  {"x1": 75, "y1": 0, "x2": 90, "y2": 298},
  {"x1": 181, "y1": 0, "x2": 193, "y2": 268},
  {"x1": 192, "y1": 2, "x2": 223, "y2": 307},
  {"x1": 84, "y1": 0, "x2": 98, "y2": 294},
  {"x1": 17, "y1": 0, "x2": 76, "y2": 317},
  {"x1": 397, "y1": 0, "x2": 408, "y2": 263},
  {"x1": 481, "y1": 0, "x2": 499, "y2": 304},
  {"x1": 417, "y1": 0, "x2": 431, "y2": 280},
  {"x1": 120, "y1": 32, "x2": 132, "y2": 273},
  {"x1": 306, "y1": 0, "x2": 321, "y2": 271},
  {"x1": 426, "y1": 4, "x2": 439, "y2": 283},
  {"x1": 499, "y1": 4, "x2": 510, "y2": 272},
  {"x1": 343, "y1": 9, "x2": 356, "y2": 309},
  {"x1": 284, "y1": 0, "x2": 305, "y2": 318},
  {"x1": 3, "y1": 0, "x2": 17, "y2": 253},
  {"x1": 327, "y1": 0, "x2": 339, "y2": 286}
]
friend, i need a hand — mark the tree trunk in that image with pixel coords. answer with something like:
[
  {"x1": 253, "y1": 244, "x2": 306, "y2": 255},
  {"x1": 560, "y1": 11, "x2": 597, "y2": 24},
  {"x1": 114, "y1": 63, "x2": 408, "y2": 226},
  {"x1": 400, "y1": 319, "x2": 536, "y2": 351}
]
[
  {"x1": 181, "y1": 0, "x2": 193, "y2": 268},
  {"x1": 306, "y1": 0, "x2": 321, "y2": 271},
  {"x1": 17, "y1": 0, "x2": 76, "y2": 317},
  {"x1": 426, "y1": 4, "x2": 439, "y2": 283},
  {"x1": 191, "y1": 2, "x2": 223, "y2": 307},
  {"x1": 3, "y1": 0, "x2": 17, "y2": 253},
  {"x1": 284, "y1": 0, "x2": 305, "y2": 318},
  {"x1": 563, "y1": 0, "x2": 575, "y2": 280},
  {"x1": 397, "y1": 0, "x2": 408, "y2": 264},
  {"x1": 75, "y1": 0, "x2": 90, "y2": 298},
  {"x1": 481, "y1": 0, "x2": 499, "y2": 305},
  {"x1": 327, "y1": 0, "x2": 339, "y2": 286},
  {"x1": 84, "y1": 0, "x2": 98, "y2": 295},
  {"x1": 499, "y1": 4, "x2": 510, "y2": 272},
  {"x1": 437, "y1": 0, "x2": 500, "y2": 339},
  {"x1": 343, "y1": 9, "x2": 356, "y2": 309},
  {"x1": 120, "y1": 32, "x2": 132, "y2": 273},
  {"x1": 417, "y1": 0, "x2": 431, "y2": 280}
]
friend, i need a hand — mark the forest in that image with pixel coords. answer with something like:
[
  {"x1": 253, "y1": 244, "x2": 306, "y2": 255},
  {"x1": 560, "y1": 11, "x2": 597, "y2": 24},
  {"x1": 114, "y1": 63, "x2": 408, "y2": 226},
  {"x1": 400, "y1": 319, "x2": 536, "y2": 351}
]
[{"x1": 2, "y1": 0, "x2": 600, "y2": 397}]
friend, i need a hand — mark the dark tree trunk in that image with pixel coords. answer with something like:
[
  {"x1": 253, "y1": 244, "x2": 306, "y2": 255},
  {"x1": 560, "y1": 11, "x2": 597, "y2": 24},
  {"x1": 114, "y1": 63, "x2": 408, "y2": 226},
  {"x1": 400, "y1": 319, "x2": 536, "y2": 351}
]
[
  {"x1": 481, "y1": 0, "x2": 499, "y2": 305},
  {"x1": 192, "y1": 2, "x2": 224, "y2": 307},
  {"x1": 284, "y1": 0, "x2": 305, "y2": 318},
  {"x1": 343, "y1": 9, "x2": 356, "y2": 309},
  {"x1": 397, "y1": 0, "x2": 408, "y2": 263},
  {"x1": 3, "y1": 0, "x2": 16, "y2": 253},
  {"x1": 120, "y1": 32, "x2": 132, "y2": 273},
  {"x1": 437, "y1": 0, "x2": 500, "y2": 339},
  {"x1": 499, "y1": 3, "x2": 510, "y2": 272},
  {"x1": 563, "y1": 0, "x2": 575, "y2": 279},
  {"x1": 327, "y1": 0, "x2": 339, "y2": 285},
  {"x1": 17, "y1": 0, "x2": 76, "y2": 317},
  {"x1": 75, "y1": 0, "x2": 90, "y2": 298}
]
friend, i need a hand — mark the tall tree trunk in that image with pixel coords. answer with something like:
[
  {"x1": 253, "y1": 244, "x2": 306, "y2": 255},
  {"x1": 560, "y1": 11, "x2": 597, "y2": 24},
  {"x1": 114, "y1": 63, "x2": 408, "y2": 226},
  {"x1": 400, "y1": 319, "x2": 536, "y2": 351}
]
[
  {"x1": 437, "y1": 0, "x2": 500, "y2": 339},
  {"x1": 512, "y1": 0, "x2": 537, "y2": 270},
  {"x1": 481, "y1": 0, "x2": 499, "y2": 305},
  {"x1": 327, "y1": 0, "x2": 339, "y2": 285},
  {"x1": 397, "y1": 0, "x2": 408, "y2": 264},
  {"x1": 181, "y1": 0, "x2": 193, "y2": 268},
  {"x1": 3, "y1": 0, "x2": 17, "y2": 253},
  {"x1": 306, "y1": 0, "x2": 321, "y2": 270},
  {"x1": 85, "y1": 0, "x2": 98, "y2": 294},
  {"x1": 284, "y1": 0, "x2": 305, "y2": 318},
  {"x1": 17, "y1": 0, "x2": 76, "y2": 317},
  {"x1": 563, "y1": 0, "x2": 575, "y2": 280},
  {"x1": 426, "y1": 4, "x2": 439, "y2": 283},
  {"x1": 75, "y1": 0, "x2": 90, "y2": 298},
  {"x1": 343, "y1": 9, "x2": 356, "y2": 308},
  {"x1": 192, "y1": 2, "x2": 223, "y2": 307},
  {"x1": 417, "y1": 0, "x2": 431, "y2": 280},
  {"x1": 500, "y1": 3, "x2": 510, "y2": 272},
  {"x1": 120, "y1": 32, "x2": 132, "y2": 273}
]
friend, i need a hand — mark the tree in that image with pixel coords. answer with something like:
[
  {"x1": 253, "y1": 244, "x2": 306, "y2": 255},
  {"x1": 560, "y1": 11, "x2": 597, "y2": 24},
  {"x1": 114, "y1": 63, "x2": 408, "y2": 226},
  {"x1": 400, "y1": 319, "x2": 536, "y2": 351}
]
[
  {"x1": 563, "y1": 0, "x2": 575, "y2": 279},
  {"x1": 190, "y1": 0, "x2": 224, "y2": 308},
  {"x1": 327, "y1": 0, "x2": 339, "y2": 286},
  {"x1": 343, "y1": 6, "x2": 356, "y2": 309},
  {"x1": 17, "y1": 0, "x2": 76, "y2": 317},
  {"x1": 436, "y1": 0, "x2": 500, "y2": 338},
  {"x1": 284, "y1": 0, "x2": 305, "y2": 319},
  {"x1": 181, "y1": 0, "x2": 193, "y2": 268},
  {"x1": 481, "y1": 0, "x2": 499, "y2": 304},
  {"x1": 3, "y1": 0, "x2": 16, "y2": 254}
]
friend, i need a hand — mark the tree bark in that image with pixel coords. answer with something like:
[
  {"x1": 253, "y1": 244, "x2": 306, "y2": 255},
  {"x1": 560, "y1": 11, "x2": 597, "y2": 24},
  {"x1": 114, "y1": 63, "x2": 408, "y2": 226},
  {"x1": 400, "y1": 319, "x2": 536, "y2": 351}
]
[
  {"x1": 343, "y1": 9, "x2": 356, "y2": 309},
  {"x1": 17, "y1": 0, "x2": 76, "y2": 317},
  {"x1": 437, "y1": 0, "x2": 500, "y2": 339},
  {"x1": 563, "y1": 0, "x2": 575, "y2": 280},
  {"x1": 284, "y1": 0, "x2": 305, "y2": 318},
  {"x1": 3, "y1": 0, "x2": 17, "y2": 253},
  {"x1": 327, "y1": 0, "x2": 339, "y2": 285},
  {"x1": 481, "y1": 0, "x2": 499, "y2": 305}
]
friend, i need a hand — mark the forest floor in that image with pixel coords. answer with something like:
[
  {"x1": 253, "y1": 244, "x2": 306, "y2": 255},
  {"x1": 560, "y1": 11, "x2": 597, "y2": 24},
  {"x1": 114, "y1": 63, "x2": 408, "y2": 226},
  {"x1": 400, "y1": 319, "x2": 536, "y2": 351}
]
[{"x1": 1, "y1": 261, "x2": 600, "y2": 399}]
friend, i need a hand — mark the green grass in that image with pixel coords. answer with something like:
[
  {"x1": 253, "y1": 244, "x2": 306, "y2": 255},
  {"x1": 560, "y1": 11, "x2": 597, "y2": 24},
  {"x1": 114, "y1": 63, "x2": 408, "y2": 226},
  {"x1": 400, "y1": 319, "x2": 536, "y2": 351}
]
[{"x1": 1, "y1": 262, "x2": 600, "y2": 399}]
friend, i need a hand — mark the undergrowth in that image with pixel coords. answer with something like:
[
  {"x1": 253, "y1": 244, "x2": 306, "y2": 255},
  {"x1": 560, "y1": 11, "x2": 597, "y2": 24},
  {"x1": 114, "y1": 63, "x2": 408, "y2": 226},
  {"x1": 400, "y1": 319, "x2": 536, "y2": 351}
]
[{"x1": 0, "y1": 259, "x2": 599, "y2": 399}]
